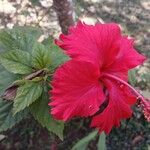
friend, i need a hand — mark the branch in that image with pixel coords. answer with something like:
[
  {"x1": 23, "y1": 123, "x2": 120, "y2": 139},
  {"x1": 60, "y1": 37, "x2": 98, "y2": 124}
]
[{"x1": 53, "y1": 0, "x2": 75, "y2": 34}]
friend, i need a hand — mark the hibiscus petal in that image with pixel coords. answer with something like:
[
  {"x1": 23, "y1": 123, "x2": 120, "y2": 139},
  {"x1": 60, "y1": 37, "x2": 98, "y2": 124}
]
[
  {"x1": 103, "y1": 37, "x2": 146, "y2": 80},
  {"x1": 49, "y1": 60, "x2": 105, "y2": 121},
  {"x1": 91, "y1": 78, "x2": 136, "y2": 134},
  {"x1": 55, "y1": 21, "x2": 121, "y2": 67},
  {"x1": 56, "y1": 22, "x2": 146, "y2": 81}
]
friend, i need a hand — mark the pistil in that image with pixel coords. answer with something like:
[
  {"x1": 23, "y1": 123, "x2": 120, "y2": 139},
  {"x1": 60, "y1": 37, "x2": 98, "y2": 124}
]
[{"x1": 103, "y1": 73, "x2": 150, "y2": 122}]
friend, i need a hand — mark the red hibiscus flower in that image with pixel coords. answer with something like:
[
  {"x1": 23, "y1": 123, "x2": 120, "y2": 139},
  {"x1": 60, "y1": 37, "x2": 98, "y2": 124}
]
[{"x1": 49, "y1": 21, "x2": 150, "y2": 134}]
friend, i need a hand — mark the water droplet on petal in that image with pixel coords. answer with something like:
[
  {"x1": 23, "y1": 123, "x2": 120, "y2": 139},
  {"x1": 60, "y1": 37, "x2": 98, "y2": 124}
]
[
  {"x1": 120, "y1": 84, "x2": 124, "y2": 89},
  {"x1": 89, "y1": 105, "x2": 92, "y2": 109}
]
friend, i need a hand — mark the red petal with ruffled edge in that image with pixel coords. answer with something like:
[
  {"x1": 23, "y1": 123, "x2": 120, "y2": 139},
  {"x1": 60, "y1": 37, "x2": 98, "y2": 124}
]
[
  {"x1": 55, "y1": 21, "x2": 146, "y2": 81},
  {"x1": 55, "y1": 21, "x2": 121, "y2": 67},
  {"x1": 91, "y1": 78, "x2": 136, "y2": 134},
  {"x1": 102, "y1": 37, "x2": 146, "y2": 80},
  {"x1": 49, "y1": 60, "x2": 105, "y2": 121},
  {"x1": 51, "y1": 21, "x2": 147, "y2": 133}
]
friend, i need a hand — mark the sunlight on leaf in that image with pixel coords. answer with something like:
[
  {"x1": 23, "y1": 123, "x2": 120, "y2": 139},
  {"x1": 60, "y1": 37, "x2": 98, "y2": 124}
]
[
  {"x1": 0, "y1": 27, "x2": 41, "y2": 52},
  {"x1": 0, "y1": 50, "x2": 32, "y2": 74}
]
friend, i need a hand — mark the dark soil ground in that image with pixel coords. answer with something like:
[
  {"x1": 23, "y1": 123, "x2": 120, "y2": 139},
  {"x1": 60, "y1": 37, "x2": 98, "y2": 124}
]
[{"x1": 0, "y1": 0, "x2": 150, "y2": 149}]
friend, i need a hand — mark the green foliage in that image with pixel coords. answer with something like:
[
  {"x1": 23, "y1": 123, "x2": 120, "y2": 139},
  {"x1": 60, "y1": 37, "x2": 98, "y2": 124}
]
[
  {"x1": 0, "y1": 99, "x2": 28, "y2": 132},
  {"x1": 0, "y1": 26, "x2": 67, "y2": 139},
  {"x1": 0, "y1": 50, "x2": 32, "y2": 74},
  {"x1": 32, "y1": 43, "x2": 52, "y2": 69},
  {"x1": 0, "y1": 65, "x2": 17, "y2": 95},
  {"x1": 128, "y1": 69, "x2": 137, "y2": 86},
  {"x1": 71, "y1": 131, "x2": 98, "y2": 150},
  {"x1": 30, "y1": 89, "x2": 64, "y2": 140},
  {"x1": 13, "y1": 82, "x2": 43, "y2": 115},
  {"x1": 29, "y1": 0, "x2": 40, "y2": 6},
  {"x1": 129, "y1": 67, "x2": 150, "y2": 89},
  {"x1": 42, "y1": 38, "x2": 69, "y2": 71},
  {"x1": 32, "y1": 41, "x2": 68, "y2": 71},
  {"x1": 97, "y1": 132, "x2": 106, "y2": 150},
  {"x1": 0, "y1": 26, "x2": 41, "y2": 52},
  {"x1": 71, "y1": 131, "x2": 106, "y2": 150}
]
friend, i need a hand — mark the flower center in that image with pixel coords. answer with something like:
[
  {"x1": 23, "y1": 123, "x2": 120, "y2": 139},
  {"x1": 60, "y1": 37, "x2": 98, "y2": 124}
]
[{"x1": 93, "y1": 86, "x2": 109, "y2": 116}]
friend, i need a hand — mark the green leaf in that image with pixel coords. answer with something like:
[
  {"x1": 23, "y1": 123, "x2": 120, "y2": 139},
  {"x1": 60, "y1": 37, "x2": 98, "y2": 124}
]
[
  {"x1": 0, "y1": 50, "x2": 32, "y2": 74},
  {"x1": 0, "y1": 65, "x2": 17, "y2": 95},
  {"x1": 128, "y1": 69, "x2": 137, "y2": 86},
  {"x1": 32, "y1": 38, "x2": 69, "y2": 70},
  {"x1": 32, "y1": 43, "x2": 51, "y2": 69},
  {"x1": 71, "y1": 130, "x2": 98, "y2": 150},
  {"x1": 30, "y1": 90, "x2": 64, "y2": 140},
  {"x1": 42, "y1": 37, "x2": 69, "y2": 70},
  {"x1": 13, "y1": 82, "x2": 43, "y2": 114},
  {"x1": 0, "y1": 99, "x2": 28, "y2": 132},
  {"x1": 97, "y1": 132, "x2": 106, "y2": 150},
  {"x1": 0, "y1": 27, "x2": 41, "y2": 52}
]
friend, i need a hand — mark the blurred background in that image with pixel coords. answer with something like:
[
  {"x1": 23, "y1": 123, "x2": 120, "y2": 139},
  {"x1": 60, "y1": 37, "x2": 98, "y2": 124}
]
[{"x1": 0, "y1": 0, "x2": 150, "y2": 149}]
